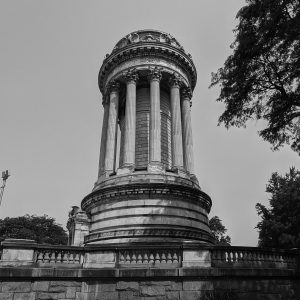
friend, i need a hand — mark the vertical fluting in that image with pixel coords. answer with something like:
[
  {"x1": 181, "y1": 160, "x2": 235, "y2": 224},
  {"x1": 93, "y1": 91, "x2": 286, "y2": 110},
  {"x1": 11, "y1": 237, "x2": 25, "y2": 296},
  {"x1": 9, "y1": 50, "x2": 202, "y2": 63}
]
[
  {"x1": 181, "y1": 88, "x2": 194, "y2": 174},
  {"x1": 104, "y1": 81, "x2": 119, "y2": 173},
  {"x1": 98, "y1": 96, "x2": 110, "y2": 177},
  {"x1": 149, "y1": 68, "x2": 162, "y2": 168},
  {"x1": 169, "y1": 74, "x2": 184, "y2": 169},
  {"x1": 123, "y1": 69, "x2": 138, "y2": 168}
]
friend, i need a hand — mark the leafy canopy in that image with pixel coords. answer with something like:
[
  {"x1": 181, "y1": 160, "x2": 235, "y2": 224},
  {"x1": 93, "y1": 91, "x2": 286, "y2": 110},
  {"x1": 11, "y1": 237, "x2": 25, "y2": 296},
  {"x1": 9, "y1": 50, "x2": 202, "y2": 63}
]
[
  {"x1": 256, "y1": 167, "x2": 300, "y2": 248},
  {"x1": 211, "y1": 0, "x2": 300, "y2": 154},
  {"x1": 209, "y1": 216, "x2": 231, "y2": 246},
  {"x1": 0, "y1": 214, "x2": 68, "y2": 245}
]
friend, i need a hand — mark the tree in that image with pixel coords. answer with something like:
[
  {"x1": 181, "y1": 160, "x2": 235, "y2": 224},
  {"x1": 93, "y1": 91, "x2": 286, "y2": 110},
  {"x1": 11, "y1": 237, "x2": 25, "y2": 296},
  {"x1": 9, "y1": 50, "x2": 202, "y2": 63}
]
[
  {"x1": 0, "y1": 214, "x2": 68, "y2": 245},
  {"x1": 210, "y1": 0, "x2": 300, "y2": 154},
  {"x1": 209, "y1": 216, "x2": 231, "y2": 245},
  {"x1": 256, "y1": 167, "x2": 300, "y2": 248}
]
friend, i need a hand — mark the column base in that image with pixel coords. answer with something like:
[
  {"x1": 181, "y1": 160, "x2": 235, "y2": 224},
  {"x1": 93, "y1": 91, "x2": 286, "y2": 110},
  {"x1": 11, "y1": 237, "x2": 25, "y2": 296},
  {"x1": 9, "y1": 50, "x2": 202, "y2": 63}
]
[
  {"x1": 117, "y1": 164, "x2": 135, "y2": 175},
  {"x1": 147, "y1": 162, "x2": 165, "y2": 173},
  {"x1": 171, "y1": 166, "x2": 189, "y2": 178}
]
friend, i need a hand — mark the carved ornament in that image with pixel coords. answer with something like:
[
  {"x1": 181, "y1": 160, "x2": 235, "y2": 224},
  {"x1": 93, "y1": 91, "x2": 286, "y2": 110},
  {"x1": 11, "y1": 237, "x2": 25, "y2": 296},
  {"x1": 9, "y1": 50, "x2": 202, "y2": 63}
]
[
  {"x1": 169, "y1": 73, "x2": 182, "y2": 88},
  {"x1": 148, "y1": 67, "x2": 162, "y2": 82},
  {"x1": 124, "y1": 68, "x2": 139, "y2": 83},
  {"x1": 107, "y1": 80, "x2": 120, "y2": 93}
]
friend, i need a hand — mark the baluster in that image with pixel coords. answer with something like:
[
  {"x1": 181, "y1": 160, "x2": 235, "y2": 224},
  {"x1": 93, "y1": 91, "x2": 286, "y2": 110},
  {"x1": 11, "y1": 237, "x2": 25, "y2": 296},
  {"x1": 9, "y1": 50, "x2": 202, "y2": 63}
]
[
  {"x1": 137, "y1": 253, "x2": 142, "y2": 264},
  {"x1": 62, "y1": 252, "x2": 68, "y2": 264},
  {"x1": 149, "y1": 253, "x2": 154, "y2": 264},
  {"x1": 125, "y1": 252, "x2": 131, "y2": 264},
  {"x1": 37, "y1": 251, "x2": 44, "y2": 263},
  {"x1": 232, "y1": 251, "x2": 237, "y2": 263},
  {"x1": 173, "y1": 252, "x2": 178, "y2": 263},
  {"x1": 167, "y1": 251, "x2": 172, "y2": 263},
  {"x1": 143, "y1": 252, "x2": 148, "y2": 264},
  {"x1": 155, "y1": 252, "x2": 160, "y2": 264},
  {"x1": 131, "y1": 252, "x2": 137, "y2": 264},
  {"x1": 44, "y1": 251, "x2": 50, "y2": 263},
  {"x1": 119, "y1": 252, "x2": 125, "y2": 264},
  {"x1": 57, "y1": 252, "x2": 62, "y2": 263},
  {"x1": 161, "y1": 251, "x2": 166, "y2": 263}
]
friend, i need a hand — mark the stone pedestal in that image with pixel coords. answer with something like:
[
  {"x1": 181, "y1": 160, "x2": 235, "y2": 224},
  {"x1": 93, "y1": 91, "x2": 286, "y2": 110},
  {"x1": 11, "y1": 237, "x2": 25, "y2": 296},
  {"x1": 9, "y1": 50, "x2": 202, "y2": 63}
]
[{"x1": 67, "y1": 207, "x2": 90, "y2": 246}]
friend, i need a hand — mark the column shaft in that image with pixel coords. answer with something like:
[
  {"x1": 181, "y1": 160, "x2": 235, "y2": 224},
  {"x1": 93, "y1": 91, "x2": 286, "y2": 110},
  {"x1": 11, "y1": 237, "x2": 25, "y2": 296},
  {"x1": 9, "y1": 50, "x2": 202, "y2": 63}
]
[
  {"x1": 170, "y1": 75, "x2": 184, "y2": 169},
  {"x1": 98, "y1": 97, "x2": 110, "y2": 177},
  {"x1": 181, "y1": 88, "x2": 194, "y2": 174},
  {"x1": 123, "y1": 70, "x2": 138, "y2": 168},
  {"x1": 104, "y1": 82, "x2": 119, "y2": 173},
  {"x1": 149, "y1": 68, "x2": 162, "y2": 169}
]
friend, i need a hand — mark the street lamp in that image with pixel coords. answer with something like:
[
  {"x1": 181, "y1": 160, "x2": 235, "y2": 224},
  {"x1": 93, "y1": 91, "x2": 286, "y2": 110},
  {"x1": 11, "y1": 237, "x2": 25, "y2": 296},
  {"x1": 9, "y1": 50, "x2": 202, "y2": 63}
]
[{"x1": 0, "y1": 170, "x2": 10, "y2": 206}]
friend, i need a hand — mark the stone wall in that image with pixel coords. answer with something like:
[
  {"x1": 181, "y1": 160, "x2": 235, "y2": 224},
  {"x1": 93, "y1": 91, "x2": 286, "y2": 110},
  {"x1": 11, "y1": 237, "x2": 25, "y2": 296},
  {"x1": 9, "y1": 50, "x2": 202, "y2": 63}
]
[
  {"x1": 0, "y1": 277, "x2": 298, "y2": 300},
  {"x1": 0, "y1": 240, "x2": 299, "y2": 300}
]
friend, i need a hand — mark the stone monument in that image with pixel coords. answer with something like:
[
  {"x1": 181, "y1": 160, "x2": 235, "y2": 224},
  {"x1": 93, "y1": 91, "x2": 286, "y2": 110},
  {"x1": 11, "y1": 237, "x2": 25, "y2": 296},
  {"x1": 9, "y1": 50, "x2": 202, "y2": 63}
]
[
  {"x1": 0, "y1": 30, "x2": 298, "y2": 300},
  {"x1": 69, "y1": 29, "x2": 214, "y2": 246}
]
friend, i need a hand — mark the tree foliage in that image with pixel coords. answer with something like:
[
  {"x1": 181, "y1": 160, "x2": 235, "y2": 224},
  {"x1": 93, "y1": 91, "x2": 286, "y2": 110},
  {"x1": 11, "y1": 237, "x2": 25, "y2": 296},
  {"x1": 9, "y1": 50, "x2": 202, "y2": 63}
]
[
  {"x1": 211, "y1": 0, "x2": 300, "y2": 154},
  {"x1": 256, "y1": 167, "x2": 300, "y2": 248},
  {"x1": 0, "y1": 214, "x2": 68, "y2": 245},
  {"x1": 209, "y1": 216, "x2": 231, "y2": 246}
]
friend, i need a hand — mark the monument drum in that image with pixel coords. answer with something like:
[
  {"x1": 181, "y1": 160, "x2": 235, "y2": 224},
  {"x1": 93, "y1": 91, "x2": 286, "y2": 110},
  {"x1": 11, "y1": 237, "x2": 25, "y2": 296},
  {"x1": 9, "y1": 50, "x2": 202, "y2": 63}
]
[{"x1": 80, "y1": 30, "x2": 214, "y2": 245}]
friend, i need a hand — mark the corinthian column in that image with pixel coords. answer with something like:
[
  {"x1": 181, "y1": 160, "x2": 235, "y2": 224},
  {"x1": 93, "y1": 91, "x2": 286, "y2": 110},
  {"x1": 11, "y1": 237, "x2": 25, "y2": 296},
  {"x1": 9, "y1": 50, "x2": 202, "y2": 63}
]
[
  {"x1": 98, "y1": 96, "x2": 110, "y2": 178},
  {"x1": 169, "y1": 74, "x2": 184, "y2": 170},
  {"x1": 122, "y1": 69, "x2": 138, "y2": 170},
  {"x1": 181, "y1": 87, "x2": 194, "y2": 174},
  {"x1": 148, "y1": 67, "x2": 163, "y2": 172},
  {"x1": 104, "y1": 81, "x2": 119, "y2": 174}
]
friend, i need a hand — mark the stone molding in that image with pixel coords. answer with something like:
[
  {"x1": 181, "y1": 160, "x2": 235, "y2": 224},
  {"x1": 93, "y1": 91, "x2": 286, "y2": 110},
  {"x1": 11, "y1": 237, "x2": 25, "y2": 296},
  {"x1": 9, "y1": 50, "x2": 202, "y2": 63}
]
[
  {"x1": 99, "y1": 42, "x2": 197, "y2": 94},
  {"x1": 85, "y1": 227, "x2": 214, "y2": 244},
  {"x1": 81, "y1": 182, "x2": 212, "y2": 213}
]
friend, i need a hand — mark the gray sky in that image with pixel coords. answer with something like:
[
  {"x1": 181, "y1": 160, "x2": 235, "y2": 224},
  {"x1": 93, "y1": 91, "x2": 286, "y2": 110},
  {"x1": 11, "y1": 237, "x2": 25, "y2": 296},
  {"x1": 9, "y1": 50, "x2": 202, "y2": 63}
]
[{"x1": 0, "y1": 0, "x2": 298, "y2": 246}]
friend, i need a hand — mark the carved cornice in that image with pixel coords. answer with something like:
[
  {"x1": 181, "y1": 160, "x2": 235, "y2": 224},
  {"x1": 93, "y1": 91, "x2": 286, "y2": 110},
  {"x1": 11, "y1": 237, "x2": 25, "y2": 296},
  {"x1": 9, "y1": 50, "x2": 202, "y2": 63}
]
[
  {"x1": 148, "y1": 67, "x2": 162, "y2": 82},
  {"x1": 124, "y1": 68, "x2": 139, "y2": 83},
  {"x1": 99, "y1": 43, "x2": 197, "y2": 95}
]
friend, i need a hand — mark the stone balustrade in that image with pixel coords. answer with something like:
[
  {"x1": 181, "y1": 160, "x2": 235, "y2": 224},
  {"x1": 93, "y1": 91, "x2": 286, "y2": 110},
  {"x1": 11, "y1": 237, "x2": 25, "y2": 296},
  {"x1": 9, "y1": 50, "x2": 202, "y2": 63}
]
[
  {"x1": 0, "y1": 239, "x2": 299, "y2": 271},
  {"x1": 118, "y1": 248, "x2": 181, "y2": 267},
  {"x1": 35, "y1": 246, "x2": 84, "y2": 265},
  {"x1": 211, "y1": 246, "x2": 298, "y2": 269}
]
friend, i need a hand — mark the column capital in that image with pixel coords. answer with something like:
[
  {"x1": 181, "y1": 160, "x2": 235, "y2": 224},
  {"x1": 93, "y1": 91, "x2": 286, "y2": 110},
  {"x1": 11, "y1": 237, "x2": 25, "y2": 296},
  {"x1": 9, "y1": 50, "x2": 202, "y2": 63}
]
[
  {"x1": 108, "y1": 80, "x2": 120, "y2": 93},
  {"x1": 124, "y1": 68, "x2": 139, "y2": 83},
  {"x1": 148, "y1": 67, "x2": 162, "y2": 82},
  {"x1": 181, "y1": 87, "x2": 192, "y2": 100},
  {"x1": 169, "y1": 73, "x2": 182, "y2": 88}
]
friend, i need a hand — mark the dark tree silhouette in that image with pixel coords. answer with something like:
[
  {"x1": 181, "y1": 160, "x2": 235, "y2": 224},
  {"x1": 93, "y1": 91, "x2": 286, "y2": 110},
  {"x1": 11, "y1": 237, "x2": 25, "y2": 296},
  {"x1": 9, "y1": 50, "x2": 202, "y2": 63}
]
[
  {"x1": 209, "y1": 216, "x2": 231, "y2": 246},
  {"x1": 256, "y1": 167, "x2": 300, "y2": 248},
  {"x1": 211, "y1": 0, "x2": 300, "y2": 154},
  {"x1": 0, "y1": 214, "x2": 68, "y2": 245}
]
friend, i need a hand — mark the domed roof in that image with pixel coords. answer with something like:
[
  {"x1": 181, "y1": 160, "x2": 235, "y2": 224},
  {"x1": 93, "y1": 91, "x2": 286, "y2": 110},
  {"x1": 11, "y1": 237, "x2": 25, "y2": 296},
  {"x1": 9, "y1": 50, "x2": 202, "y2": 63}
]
[{"x1": 111, "y1": 29, "x2": 186, "y2": 53}]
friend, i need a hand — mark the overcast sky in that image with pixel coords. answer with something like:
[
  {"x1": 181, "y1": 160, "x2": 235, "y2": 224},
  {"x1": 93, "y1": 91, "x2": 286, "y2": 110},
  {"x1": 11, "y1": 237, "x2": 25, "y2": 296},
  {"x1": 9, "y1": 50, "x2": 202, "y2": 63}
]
[{"x1": 0, "y1": 0, "x2": 298, "y2": 246}]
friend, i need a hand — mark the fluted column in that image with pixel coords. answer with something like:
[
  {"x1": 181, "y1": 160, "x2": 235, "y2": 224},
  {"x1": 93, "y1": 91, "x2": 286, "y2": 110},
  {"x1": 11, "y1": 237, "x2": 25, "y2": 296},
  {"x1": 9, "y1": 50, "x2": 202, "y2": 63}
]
[
  {"x1": 169, "y1": 74, "x2": 184, "y2": 169},
  {"x1": 98, "y1": 96, "x2": 110, "y2": 178},
  {"x1": 104, "y1": 81, "x2": 119, "y2": 174},
  {"x1": 123, "y1": 69, "x2": 138, "y2": 170},
  {"x1": 181, "y1": 88, "x2": 194, "y2": 174},
  {"x1": 148, "y1": 67, "x2": 163, "y2": 172}
]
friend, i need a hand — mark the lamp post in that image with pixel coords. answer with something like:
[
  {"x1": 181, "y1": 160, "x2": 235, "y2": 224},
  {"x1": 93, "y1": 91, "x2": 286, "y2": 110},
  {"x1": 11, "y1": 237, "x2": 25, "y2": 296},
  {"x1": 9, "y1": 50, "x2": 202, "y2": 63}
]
[{"x1": 0, "y1": 170, "x2": 10, "y2": 206}]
